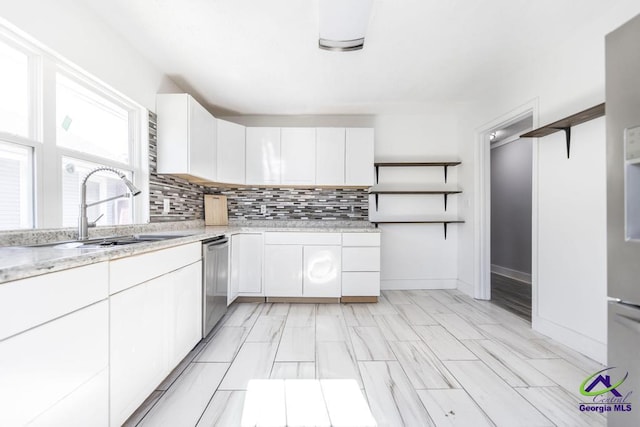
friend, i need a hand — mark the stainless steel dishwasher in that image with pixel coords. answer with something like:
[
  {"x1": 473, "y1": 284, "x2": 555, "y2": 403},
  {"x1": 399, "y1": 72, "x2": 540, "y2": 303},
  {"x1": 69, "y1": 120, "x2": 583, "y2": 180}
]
[{"x1": 202, "y1": 235, "x2": 229, "y2": 338}]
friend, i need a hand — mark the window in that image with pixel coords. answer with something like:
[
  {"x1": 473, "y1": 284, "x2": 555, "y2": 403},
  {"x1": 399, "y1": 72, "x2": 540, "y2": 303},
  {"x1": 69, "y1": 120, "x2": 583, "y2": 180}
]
[
  {"x1": 0, "y1": 141, "x2": 32, "y2": 229},
  {"x1": 0, "y1": 39, "x2": 29, "y2": 138},
  {"x1": 0, "y1": 24, "x2": 147, "y2": 231},
  {"x1": 56, "y1": 74, "x2": 130, "y2": 164}
]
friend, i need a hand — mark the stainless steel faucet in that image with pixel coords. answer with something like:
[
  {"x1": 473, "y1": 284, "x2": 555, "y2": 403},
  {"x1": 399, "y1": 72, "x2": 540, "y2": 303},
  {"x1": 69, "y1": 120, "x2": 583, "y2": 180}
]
[{"x1": 78, "y1": 167, "x2": 142, "y2": 240}]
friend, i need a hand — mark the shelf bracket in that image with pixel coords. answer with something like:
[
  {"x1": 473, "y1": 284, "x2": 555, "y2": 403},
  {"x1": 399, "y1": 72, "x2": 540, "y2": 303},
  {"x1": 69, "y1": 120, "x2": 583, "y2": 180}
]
[
  {"x1": 374, "y1": 193, "x2": 379, "y2": 211},
  {"x1": 375, "y1": 165, "x2": 380, "y2": 184},
  {"x1": 444, "y1": 193, "x2": 448, "y2": 211},
  {"x1": 555, "y1": 127, "x2": 572, "y2": 159},
  {"x1": 444, "y1": 165, "x2": 448, "y2": 183},
  {"x1": 443, "y1": 222, "x2": 448, "y2": 240}
]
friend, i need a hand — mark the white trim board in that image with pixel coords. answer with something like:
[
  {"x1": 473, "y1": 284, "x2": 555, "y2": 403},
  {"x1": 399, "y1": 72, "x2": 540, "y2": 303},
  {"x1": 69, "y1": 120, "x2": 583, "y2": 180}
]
[
  {"x1": 491, "y1": 264, "x2": 532, "y2": 284},
  {"x1": 533, "y1": 314, "x2": 606, "y2": 364},
  {"x1": 380, "y1": 279, "x2": 457, "y2": 290},
  {"x1": 456, "y1": 279, "x2": 474, "y2": 297}
]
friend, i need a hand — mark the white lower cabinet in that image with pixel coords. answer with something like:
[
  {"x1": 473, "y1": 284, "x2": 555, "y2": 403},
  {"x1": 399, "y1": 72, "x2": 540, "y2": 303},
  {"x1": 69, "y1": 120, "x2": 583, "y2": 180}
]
[
  {"x1": 230, "y1": 233, "x2": 264, "y2": 301},
  {"x1": 265, "y1": 244, "x2": 303, "y2": 297},
  {"x1": 303, "y1": 245, "x2": 342, "y2": 297},
  {"x1": 264, "y1": 234, "x2": 343, "y2": 298},
  {"x1": 0, "y1": 300, "x2": 109, "y2": 427},
  {"x1": 341, "y1": 233, "x2": 381, "y2": 297},
  {"x1": 110, "y1": 261, "x2": 202, "y2": 427}
]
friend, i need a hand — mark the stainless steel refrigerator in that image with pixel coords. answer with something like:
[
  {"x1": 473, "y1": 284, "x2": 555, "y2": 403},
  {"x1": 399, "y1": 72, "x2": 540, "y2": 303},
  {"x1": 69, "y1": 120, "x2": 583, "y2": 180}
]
[{"x1": 606, "y1": 12, "x2": 640, "y2": 427}]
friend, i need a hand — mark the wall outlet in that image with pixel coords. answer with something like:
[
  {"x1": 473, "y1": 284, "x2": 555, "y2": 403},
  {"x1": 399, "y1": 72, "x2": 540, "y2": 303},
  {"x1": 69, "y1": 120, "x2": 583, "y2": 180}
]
[
  {"x1": 163, "y1": 198, "x2": 171, "y2": 214},
  {"x1": 260, "y1": 205, "x2": 267, "y2": 214}
]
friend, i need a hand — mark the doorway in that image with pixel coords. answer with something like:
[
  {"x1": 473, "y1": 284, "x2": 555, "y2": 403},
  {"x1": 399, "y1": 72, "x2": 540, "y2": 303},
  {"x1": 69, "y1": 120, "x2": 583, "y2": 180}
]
[{"x1": 489, "y1": 116, "x2": 533, "y2": 321}]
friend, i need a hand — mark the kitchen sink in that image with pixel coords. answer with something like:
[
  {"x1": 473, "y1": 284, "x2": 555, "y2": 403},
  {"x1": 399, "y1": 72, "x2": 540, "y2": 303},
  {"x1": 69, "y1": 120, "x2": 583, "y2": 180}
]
[{"x1": 34, "y1": 234, "x2": 191, "y2": 249}]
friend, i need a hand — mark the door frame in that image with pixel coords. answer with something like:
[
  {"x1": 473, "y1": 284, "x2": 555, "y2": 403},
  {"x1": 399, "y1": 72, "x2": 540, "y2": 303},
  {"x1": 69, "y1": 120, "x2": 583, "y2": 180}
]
[{"x1": 473, "y1": 99, "x2": 538, "y2": 301}]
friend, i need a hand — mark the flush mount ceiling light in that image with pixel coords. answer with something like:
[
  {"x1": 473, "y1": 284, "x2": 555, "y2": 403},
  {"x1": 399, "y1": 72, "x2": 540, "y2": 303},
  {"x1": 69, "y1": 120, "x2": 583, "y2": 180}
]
[{"x1": 318, "y1": 0, "x2": 373, "y2": 51}]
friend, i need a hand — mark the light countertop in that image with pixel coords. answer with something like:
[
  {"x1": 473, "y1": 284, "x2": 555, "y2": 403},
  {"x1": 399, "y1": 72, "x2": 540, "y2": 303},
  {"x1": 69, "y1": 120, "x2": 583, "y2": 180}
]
[{"x1": 0, "y1": 221, "x2": 379, "y2": 284}]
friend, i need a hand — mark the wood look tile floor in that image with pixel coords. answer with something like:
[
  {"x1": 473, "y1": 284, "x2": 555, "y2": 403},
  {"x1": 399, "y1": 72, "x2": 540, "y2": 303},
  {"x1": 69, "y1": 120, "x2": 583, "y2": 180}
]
[
  {"x1": 490, "y1": 273, "x2": 532, "y2": 322},
  {"x1": 126, "y1": 290, "x2": 605, "y2": 427}
]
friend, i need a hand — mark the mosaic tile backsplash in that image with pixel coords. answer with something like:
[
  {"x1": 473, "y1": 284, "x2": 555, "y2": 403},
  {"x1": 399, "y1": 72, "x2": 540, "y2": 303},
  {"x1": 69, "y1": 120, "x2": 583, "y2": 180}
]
[{"x1": 148, "y1": 112, "x2": 370, "y2": 222}]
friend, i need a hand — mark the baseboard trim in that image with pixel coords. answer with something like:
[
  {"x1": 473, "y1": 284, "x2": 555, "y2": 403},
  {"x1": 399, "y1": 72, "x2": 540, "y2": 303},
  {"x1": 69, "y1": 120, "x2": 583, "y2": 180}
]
[
  {"x1": 380, "y1": 279, "x2": 457, "y2": 290},
  {"x1": 456, "y1": 280, "x2": 474, "y2": 298},
  {"x1": 491, "y1": 264, "x2": 532, "y2": 284},
  {"x1": 532, "y1": 315, "x2": 606, "y2": 364},
  {"x1": 235, "y1": 296, "x2": 266, "y2": 303},
  {"x1": 341, "y1": 296, "x2": 378, "y2": 303}
]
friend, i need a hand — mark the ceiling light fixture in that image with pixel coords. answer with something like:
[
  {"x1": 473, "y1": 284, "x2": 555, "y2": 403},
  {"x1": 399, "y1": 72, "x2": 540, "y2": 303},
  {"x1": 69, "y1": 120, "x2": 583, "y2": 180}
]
[{"x1": 318, "y1": 0, "x2": 373, "y2": 52}]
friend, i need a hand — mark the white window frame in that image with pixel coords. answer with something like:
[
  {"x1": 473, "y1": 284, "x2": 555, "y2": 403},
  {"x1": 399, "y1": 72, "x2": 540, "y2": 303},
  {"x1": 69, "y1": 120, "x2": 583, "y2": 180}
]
[{"x1": 0, "y1": 22, "x2": 149, "y2": 230}]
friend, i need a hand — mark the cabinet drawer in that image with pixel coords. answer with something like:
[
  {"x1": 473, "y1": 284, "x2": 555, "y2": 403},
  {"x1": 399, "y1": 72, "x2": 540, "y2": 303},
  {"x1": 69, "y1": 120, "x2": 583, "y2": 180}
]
[
  {"x1": 342, "y1": 272, "x2": 380, "y2": 296},
  {"x1": 342, "y1": 232, "x2": 380, "y2": 247},
  {"x1": 0, "y1": 301, "x2": 108, "y2": 426},
  {"x1": 342, "y1": 247, "x2": 380, "y2": 271},
  {"x1": 0, "y1": 262, "x2": 108, "y2": 340},
  {"x1": 110, "y1": 242, "x2": 201, "y2": 294},
  {"x1": 264, "y1": 232, "x2": 341, "y2": 245}
]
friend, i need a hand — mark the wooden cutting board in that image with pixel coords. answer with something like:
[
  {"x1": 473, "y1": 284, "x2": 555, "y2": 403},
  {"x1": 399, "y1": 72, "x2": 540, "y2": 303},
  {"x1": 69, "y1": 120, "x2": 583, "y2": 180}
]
[{"x1": 204, "y1": 194, "x2": 228, "y2": 226}]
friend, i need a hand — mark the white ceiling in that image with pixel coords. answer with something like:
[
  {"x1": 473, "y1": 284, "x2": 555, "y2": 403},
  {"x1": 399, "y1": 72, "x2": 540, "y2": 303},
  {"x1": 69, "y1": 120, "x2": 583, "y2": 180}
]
[{"x1": 83, "y1": 0, "x2": 611, "y2": 115}]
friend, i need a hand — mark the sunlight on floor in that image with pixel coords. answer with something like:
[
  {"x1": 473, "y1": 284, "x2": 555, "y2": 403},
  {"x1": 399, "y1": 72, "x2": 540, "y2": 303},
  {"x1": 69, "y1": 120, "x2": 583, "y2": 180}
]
[{"x1": 241, "y1": 379, "x2": 376, "y2": 427}]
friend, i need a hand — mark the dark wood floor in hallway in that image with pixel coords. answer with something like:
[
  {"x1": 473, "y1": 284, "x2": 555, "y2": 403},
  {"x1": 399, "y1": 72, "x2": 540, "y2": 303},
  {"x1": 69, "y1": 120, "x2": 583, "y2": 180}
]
[{"x1": 490, "y1": 273, "x2": 532, "y2": 322}]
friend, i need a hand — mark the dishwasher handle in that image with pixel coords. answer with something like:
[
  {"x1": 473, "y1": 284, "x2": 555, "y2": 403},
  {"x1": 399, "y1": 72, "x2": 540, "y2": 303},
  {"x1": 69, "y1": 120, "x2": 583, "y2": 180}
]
[{"x1": 203, "y1": 235, "x2": 228, "y2": 245}]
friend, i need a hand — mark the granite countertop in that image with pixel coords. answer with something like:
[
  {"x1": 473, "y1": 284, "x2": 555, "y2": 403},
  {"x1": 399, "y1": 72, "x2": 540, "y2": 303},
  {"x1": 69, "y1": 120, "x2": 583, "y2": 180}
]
[{"x1": 0, "y1": 221, "x2": 379, "y2": 284}]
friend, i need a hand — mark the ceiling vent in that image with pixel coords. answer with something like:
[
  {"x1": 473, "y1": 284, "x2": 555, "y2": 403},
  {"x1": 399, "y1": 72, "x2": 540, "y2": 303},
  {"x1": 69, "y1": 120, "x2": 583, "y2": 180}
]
[{"x1": 318, "y1": 0, "x2": 373, "y2": 52}]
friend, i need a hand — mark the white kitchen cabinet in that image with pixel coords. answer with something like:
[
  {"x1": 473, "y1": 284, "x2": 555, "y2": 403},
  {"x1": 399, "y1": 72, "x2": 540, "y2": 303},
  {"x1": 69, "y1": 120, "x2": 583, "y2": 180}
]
[
  {"x1": 281, "y1": 127, "x2": 316, "y2": 185},
  {"x1": 230, "y1": 233, "x2": 264, "y2": 300},
  {"x1": 217, "y1": 119, "x2": 246, "y2": 184},
  {"x1": 341, "y1": 232, "x2": 381, "y2": 297},
  {"x1": 157, "y1": 93, "x2": 217, "y2": 182},
  {"x1": 303, "y1": 245, "x2": 342, "y2": 297},
  {"x1": 0, "y1": 262, "x2": 108, "y2": 340},
  {"x1": 0, "y1": 300, "x2": 109, "y2": 427},
  {"x1": 316, "y1": 127, "x2": 346, "y2": 185},
  {"x1": 264, "y1": 244, "x2": 303, "y2": 297},
  {"x1": 345, "y1": 128, "x2": 375, "y2": 186},
  {"x1": 246, "y1": 127, "x2": 281, "y2": 185},
  {"x1": 169, "y1": 262, "x2": 203, "y2": 366},
  {"x1": 264, "y1": 232, "x2": 343, "y2": 298},
  {"x1": 110, "y1": 258, "x2": 202, "y2": 427}
]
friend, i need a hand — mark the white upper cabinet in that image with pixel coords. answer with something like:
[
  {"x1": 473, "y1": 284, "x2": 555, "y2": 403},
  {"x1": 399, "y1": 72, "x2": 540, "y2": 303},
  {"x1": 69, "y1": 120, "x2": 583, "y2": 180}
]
[
  {"x1": 316, "y1": 128, "x2": 345, "y2": 185},
  {"x1": 156, "y1": 94, "x2": 217, "y2": 182},
  {"x1": 345, "y1": 128, "x2": 375, "y2": 186},
  {"x1": 246, "y1": 127, "x2": 281, "y2": 185},
  {"x1": 281, "y1": 128, "x2": 316, "y2": 185},
  {"x1": 217, "y1": 119, "x2": 246, "y2": 184}
]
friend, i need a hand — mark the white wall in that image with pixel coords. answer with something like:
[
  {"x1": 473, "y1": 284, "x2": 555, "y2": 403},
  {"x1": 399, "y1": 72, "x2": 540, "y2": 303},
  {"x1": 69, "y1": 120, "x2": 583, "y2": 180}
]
[
  {"x1": 0, "y1": 0, "x2": 182, "y2": 111},
  {"x1": 226, "y1": 112, "x2": 462, "y2": 290},
  {"x1": 456, "y1": 4, "x2": 640, "y2": 363},
  {"x1": 373, "y1": 113, "x2": 460, "y2": 290}
]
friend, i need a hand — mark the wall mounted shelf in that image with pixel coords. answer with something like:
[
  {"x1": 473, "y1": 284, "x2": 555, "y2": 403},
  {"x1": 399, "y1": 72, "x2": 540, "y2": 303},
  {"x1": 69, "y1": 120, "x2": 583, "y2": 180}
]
[
  {"x1": 374, "y1": 160, "x2": 461, "y2": 183},
  {"x1": 519, "y1": 103, "x2": 605, "y2": 158},
  {"x1": 368, "y1": 184, "x2": 462, "y2": 211},
  {"x1": 369, "y1": 158, "x2": 464, "y2": 240},
  {"x1": 371, "y1": 217, "x2": 465, "y2": 239}
]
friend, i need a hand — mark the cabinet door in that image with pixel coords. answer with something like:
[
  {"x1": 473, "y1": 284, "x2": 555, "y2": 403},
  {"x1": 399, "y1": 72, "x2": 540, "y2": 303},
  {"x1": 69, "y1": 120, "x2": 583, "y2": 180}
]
[
  {"x1": 169, "y1": 261, "x2": 202, "y2": 366},
  {"x1": 316, "y1": 128, "x2": 345, "y2": 185},
  {"x1": 231, "y1": 234, "x2": 264, "y2": 298},
  {"x1": 264, "y1": 245, "x2": 303, "y2": 297},
  {"x1": 345, "y1": 128, "x2": 374, "y2": 186},
  {"x1": 0, "y1": 301, "x2": 108, "y2": 427},
  {"x1": 188, "y1": 96, "x2": 217, "y2": 181},
  {"x1": 217, "y1": 119, "x2": 246, "y2": 184},
  {"x1": 303, "y1": 246, "x2": 341, "y2": 297},
  {"x1": 281, "y1": 128, "x2": 316, "y2": 185},
  {"x1": 110, "y1": 275, "x2": 170, "y2": 426},
  {"x1": 246, "y1": 127, "x2": 281, "y2": 185},
  {"x1": 342, "y1": 272, "x2": 380, "y2": 296}
]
